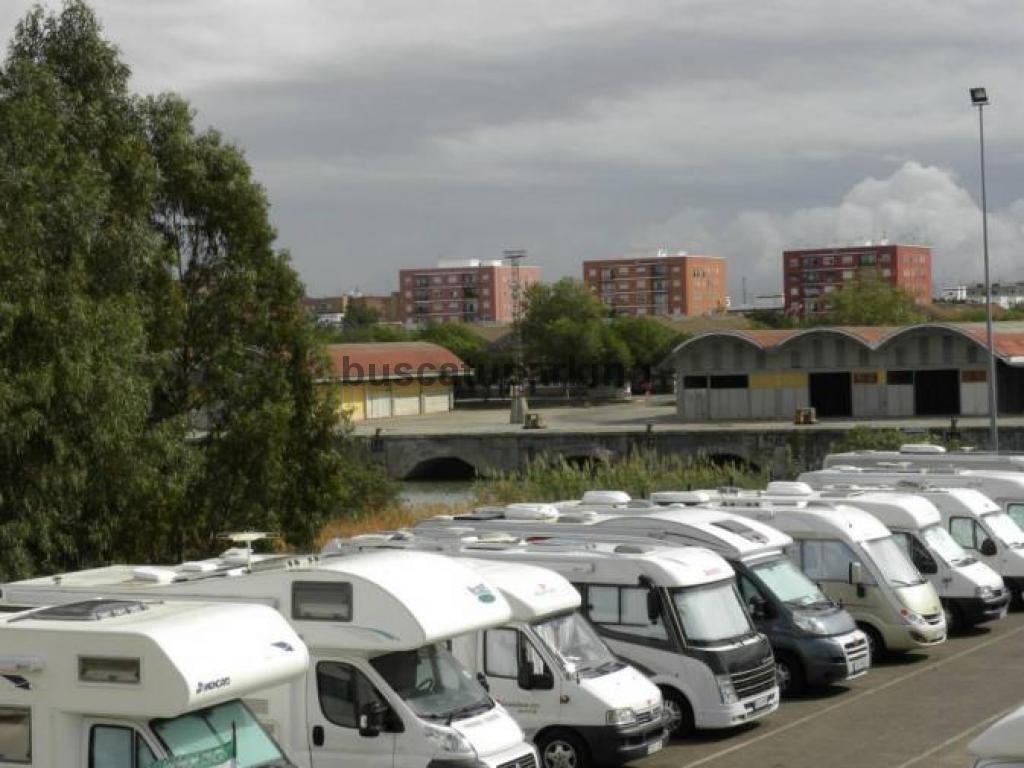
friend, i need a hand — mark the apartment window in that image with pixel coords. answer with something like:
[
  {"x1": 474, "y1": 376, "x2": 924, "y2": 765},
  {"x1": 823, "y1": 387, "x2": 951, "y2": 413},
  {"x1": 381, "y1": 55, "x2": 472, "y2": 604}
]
[
  {"x1": 673, "y1": 279, "x2": 682, "y2": 287},
  {"x1": 432, "y1": 276, "x2": 442, "y2": 285},
  {"x1": 416, "y1": 276, "x2": 429, "y2": 288},
  {"x1": 790, "y1": 287, "x2": 800, "y2": 296},
  {"x1": 447, "y1": 275, "x2": 457, "y2": 284},
  {"x1": 588, "y1": 269, "x2": 597, "y2": 277},
  {"x1": 789, "y1": 257, "x2": 799, "y2": 267},
  {"x1": 843, "y1": 255, "x2": 854, "y2": 266},
  {"x1": 482, "y1": 300, "x2": 491, "y2": 309},
  {"x1": 843, "y1": 270, "x2": 854, "y2": 279},
  {"x1": 860, "y1": 253, "x2": 876, "y2": 266}
]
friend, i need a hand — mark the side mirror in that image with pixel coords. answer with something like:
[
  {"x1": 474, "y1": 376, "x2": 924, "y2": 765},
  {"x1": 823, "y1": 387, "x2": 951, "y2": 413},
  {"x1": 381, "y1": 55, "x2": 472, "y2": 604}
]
[
  {"x1": 646, "y1": 589, "x2": 662, "y2": 622},
  {"x1": 475, "y1": 672, "x2": 490, "y2": 692},
  {"x1": 531, "y1": 668, "x2": 555, "y2": 691},
  {"x1": 915, "y1": 555, "x2": 938, "y2": 575},
  {"x1": 517, "y1": 663, "x2": 534, "y2": 690},
  {"x1": 358, "y1": 700, "x2": 388, "y2": 738},
  {"x1": 849, "y1": 562, "x2": 864, "y2": 586},
  {"x1": 748, "y1": 595, "x2": 768, "y2": 621},
  {"x1": 980, "y1": 538, "x2": 998, "y2": 557}
]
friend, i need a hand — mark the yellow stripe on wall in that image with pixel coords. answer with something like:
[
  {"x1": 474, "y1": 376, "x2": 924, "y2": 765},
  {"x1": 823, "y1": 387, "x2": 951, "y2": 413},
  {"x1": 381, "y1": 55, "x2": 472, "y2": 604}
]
[{"x1": 749, "y1": 372, "x2": 808, "y2": 389}]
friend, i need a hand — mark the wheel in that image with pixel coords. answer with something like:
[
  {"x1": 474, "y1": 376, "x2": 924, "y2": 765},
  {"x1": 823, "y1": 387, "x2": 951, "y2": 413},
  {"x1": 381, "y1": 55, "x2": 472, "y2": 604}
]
[
  {"x1": 537, "y1": 729, "x2": 589, "y2": 768},
  {"x1": 860, "y1": 624, "x2": 885, "y2": 664},
  {"x1": 659, "y1": 687, "x2": 695, "y2": 739},
  {"x1": 774, "y1": 652, "x2": 805, "y2": 697},
  {"x1": 942, "y1": 601, "x2": 962, "y2": 635}
]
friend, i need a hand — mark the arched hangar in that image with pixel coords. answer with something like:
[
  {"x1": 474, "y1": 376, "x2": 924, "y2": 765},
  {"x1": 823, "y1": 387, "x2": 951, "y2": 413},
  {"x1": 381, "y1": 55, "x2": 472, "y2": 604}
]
[{"x1": 663, "y1": 323, "x2": 1024, "y2": 421}]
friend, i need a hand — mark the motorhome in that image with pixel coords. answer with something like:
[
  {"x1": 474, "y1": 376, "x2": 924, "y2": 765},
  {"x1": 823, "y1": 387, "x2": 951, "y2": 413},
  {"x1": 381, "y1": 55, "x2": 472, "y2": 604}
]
[
  {"x1": 0, "y1": 548, "x2": 538, "y2": 768},
  {"x1": 968, "y1": 702, "x2": 1024, "y2": 766},
  {"x1": 416, "y1": 500, "x2": 868, "y2": 696},
  {"x1": 824, "y1": 443, "x2": 1024, "y2": 473},
  {"x1": 754, "y1": 482, "x2": 1009, "y2": 632},
  {"x1": 339, "y1": 529, "x2": 778, "y2": 737},
  {"x1": 0, "y1": 598, "x2": 307, "y2": 767},
  {"x1": 799, "y1": 467, "x2": 1024, "y2": 605},
  {"x1": 325, "y1": 543, "x2": 667, "y2": 768},
  {"x1": 701, "y1": 496, "x2": 946, "y2": 660}
]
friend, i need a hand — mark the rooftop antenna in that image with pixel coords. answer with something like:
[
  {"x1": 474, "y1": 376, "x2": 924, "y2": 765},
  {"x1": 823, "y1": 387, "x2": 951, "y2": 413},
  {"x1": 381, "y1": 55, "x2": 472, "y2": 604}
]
[{"x1": 217, "y1": 531, "x2": 279, "y2": 571}]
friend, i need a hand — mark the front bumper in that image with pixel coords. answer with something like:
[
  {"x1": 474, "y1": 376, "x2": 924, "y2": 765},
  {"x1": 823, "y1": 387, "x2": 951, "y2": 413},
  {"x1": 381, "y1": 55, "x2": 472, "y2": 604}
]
[
  {"x1": 880, "y1": 616, "x2": 945, "y2": 651},
  {"x1": 797, "y1": 630, "x2": 870, "y2": 688},
  {"x1": 574, "y1": 717, "x2": 668, "y2": 766},
  {"x1": 948, "y1": 590, "x2": 1011, "y2": 626},
  {"x1": 428, "y1": 745, "x2": 539, "y2": 768},
  {"x1": 696, "y1": 688, "x2": 778, "y2": 729}
]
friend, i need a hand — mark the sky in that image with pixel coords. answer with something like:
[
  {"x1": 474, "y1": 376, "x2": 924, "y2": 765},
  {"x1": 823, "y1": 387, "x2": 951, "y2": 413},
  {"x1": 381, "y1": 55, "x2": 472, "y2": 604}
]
[{"x1": 2, "y1": 1, "x2": 1024, "y2": 301}]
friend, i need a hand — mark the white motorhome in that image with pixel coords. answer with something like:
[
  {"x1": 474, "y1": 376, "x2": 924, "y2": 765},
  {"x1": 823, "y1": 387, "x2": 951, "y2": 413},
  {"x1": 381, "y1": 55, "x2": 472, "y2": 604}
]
[
  {"x1": 824, "y1": 443, "x2": 1024, "y2": 473},
  {"x1": 0, "y1": 598, "x2": 307, "y2": 767},
  {"x1": 969, "y1": 702, "x2": 1024, "y2": 766},
  {"x1": 325, "y1": 543, "x2": 667, "y2": 768},
  {"x1": 704, "y1": 496, "x2": 946, "y2": 660},
  {"x1": 416, "y1": 500, "x2": 868, "y2": 696},
  {"x1": 348, "y1": 529, "x2": 778, "y2": 737},
  {"x1": 0, "y1": 549, "x2": 538, "y2": 768},
  {"x1": 760, "y1": 482, "x2": 1009, "y2": 632},
  {"x1": 799, "y1": 467, "x2": 1024, "y2": 605}
]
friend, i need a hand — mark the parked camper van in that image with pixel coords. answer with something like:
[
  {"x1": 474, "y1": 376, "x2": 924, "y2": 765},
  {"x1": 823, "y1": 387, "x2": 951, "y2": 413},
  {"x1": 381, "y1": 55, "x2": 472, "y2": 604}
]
[
  {"x1": 762, "y1": 483, "x2": 1008, "y2": 631},
  {"x1": 969, "y1": 702, "x2": 1024, "y2": 767},
  {"x1": 799, "y1": 467, "x2": 1024, "y2": 605},
  {"x1": 417, "y1": 500, "x2": 868, "y2": 695},
  {"x1": 0, "y1": 549, "x2": 538, "y2": 768},
  {"x1": 824, "y1": 443, "x2": 1024, "y2": 473},
  {"x1": 325, "y1": 542, "x2": 667, "y2": 768},
  {"x1": 359, "y1": 528, "x2": 778, "y2": 736},
  {"x1": 0, "y1": 598, "x2": 307, "y2": 767},
  {"x1": 705, "y1": 496, "x2": 946, "y2": 660}
]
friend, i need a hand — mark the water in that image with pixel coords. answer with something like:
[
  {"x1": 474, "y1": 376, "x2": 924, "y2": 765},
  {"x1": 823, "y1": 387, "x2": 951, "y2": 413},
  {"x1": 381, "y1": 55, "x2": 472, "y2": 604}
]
[{"x1": 399, "y1": 480, "x2": 476, "y2": 509}]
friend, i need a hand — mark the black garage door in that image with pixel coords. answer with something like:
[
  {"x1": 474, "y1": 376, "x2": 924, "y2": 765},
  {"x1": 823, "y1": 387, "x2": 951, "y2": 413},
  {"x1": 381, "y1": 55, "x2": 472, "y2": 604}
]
[
  {"x1": 914, "y1": 369, "x2": 960, "y2": 416},
  {"x1": 809, "y1": 372, "x2": 852, "y2": 417}
]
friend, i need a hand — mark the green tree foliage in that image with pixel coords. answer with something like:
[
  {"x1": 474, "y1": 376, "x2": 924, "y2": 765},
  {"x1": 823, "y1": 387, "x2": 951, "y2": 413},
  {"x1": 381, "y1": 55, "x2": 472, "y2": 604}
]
[
  {"x1": 608, "y1": 316, "x2": 687, "y2": 381},
  {"x1": 808, "y1": 277, "x2": 926, "y2": 326},
  {"x1": 321, "y1": 300, "x2": 407, "y2": 343},
  {"x1": 416, "y1": 321, "x2": 487, "y2": 366},
  {"x1": 0, "y1": 2, "x2": 393, "y2": 577}
]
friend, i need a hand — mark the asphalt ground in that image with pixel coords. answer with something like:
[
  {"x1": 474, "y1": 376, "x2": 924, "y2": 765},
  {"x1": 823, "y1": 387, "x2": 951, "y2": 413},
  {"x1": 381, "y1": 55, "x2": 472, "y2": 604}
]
[{"x1": 632, "y1": 611, "x2": 1024, "y2": 768}]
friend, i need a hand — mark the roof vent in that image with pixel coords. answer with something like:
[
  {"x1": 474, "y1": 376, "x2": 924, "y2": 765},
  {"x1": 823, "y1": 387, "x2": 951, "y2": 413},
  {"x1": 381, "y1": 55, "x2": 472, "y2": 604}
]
[
  {"x1": 900, "y1": 443, "x2": 946, "y2": 454},
  {"x1": 650, "y1": 491, "x2": 712, "y2": 505},
  {"x1": 710, "y1": 519, "x2": 769, "y2": 544},
  {"x1": 505, "y1": 503, "x2": 559, "y2": 521},
  {"x1": 766, "y1": 481, "x2": 814, "y2": 497},
  {"x1": 131, "y1": 566, "x2": 176, "y2": 584},
  {"x1": 580, "y1": 490, "x2": 631, "y2": 505},
  {"x1": 23, "y1": 599, "x2": 148, "y2": 622}
]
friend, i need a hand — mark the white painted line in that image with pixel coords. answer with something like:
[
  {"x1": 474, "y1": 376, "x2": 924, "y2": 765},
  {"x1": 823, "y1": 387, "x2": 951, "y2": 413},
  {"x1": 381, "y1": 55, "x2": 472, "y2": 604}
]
[
  {"x1": 679, "y1": 624, "x2": 1024, "y2": 768},
  {"x1": 889, "y1": 703, "x2": 1017, "y2": 768}
]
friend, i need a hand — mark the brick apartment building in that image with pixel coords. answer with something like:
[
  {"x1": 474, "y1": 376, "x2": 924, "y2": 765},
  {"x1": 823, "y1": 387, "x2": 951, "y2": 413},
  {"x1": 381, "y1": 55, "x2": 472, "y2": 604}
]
[
  {"x1": 582, "y1": 252, "x2": 728, "y2": 317},
  {"x1": 784, "y1": 243, "x2": 932, "y2": 318},
  {"x1": 399, "y1": 259, "x2": 541, "y2": 325}
]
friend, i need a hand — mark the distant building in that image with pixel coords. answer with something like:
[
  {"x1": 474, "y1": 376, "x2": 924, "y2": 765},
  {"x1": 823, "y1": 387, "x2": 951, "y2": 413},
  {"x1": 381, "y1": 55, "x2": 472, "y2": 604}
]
[
  {"x1": 399, "y1": 260, "x2": 541, "y2": 326},
  {"x1": 303, "y1": 295, "x2": 349, "y2": 327},
  {"x1": 349, "y1": 293, "x2": 401, "y2": 322},
  {"x1": 582, "y1": 251, "x2": 728, "y2": 317},
  {"x1": 964, "y1": 282, "x2": 1024, "y2": 309},
  {"x1": 783, "y1": 244, "x2": 932, "y2": 318}
]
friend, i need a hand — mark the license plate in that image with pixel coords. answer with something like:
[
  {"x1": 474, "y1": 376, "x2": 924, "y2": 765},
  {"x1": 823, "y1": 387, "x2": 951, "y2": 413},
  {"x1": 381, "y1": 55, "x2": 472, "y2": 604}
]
[
  {"x1": 850, "y1": 657, "x2": 869, "y2": 674},
  {"x1": 752, "y1": 694, "x2": 771, "y2": 711}
]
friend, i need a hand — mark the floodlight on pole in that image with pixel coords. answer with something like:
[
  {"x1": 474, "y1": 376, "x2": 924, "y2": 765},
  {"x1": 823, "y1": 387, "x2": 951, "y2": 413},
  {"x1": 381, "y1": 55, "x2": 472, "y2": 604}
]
[{"x1": 970, "y1": 86, "x2": 999, "y2": 451}]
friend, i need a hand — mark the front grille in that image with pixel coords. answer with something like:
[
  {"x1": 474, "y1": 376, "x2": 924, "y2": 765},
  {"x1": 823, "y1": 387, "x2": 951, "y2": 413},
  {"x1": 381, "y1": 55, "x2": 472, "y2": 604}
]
[
  {"x1": 635, "y1": 704, "x2": 663, "y2": 725},
  {"x1": 923, "y1": 612, "x2": 944, "y2": 625},
  {"x1": 498, "y1": 753, "x2": 537, "y2": 768},
  {"x1": 731, "y1": 659, "x2": 776, "y2": 699}
]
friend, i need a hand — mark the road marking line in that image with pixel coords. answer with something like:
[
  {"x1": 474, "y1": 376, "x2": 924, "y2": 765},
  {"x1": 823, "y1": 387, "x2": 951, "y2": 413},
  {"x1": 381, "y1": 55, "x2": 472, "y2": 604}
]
[
  {"x1": 889, "y1": 704, "x2": 1018, "y2": 768},
  {"x1": 679, "y1": 624, "x2": 1024, "y2": 768}
]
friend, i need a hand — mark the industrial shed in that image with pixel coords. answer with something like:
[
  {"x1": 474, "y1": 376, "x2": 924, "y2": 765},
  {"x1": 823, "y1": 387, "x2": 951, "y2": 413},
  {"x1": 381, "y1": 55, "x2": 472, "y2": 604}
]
[
  {"x1": 320, "y1": 342, "x2": 467, "y2": 421},
  {"x1": 664, "y1": 323, "x2": 1024, "y2": 421}
]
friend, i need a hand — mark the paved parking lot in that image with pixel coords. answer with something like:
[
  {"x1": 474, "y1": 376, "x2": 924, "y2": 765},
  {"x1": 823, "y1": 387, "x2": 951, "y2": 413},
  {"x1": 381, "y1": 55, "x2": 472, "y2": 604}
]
[{"x1": 638, "y1": 612, "x2": 1024, "y2": 768}]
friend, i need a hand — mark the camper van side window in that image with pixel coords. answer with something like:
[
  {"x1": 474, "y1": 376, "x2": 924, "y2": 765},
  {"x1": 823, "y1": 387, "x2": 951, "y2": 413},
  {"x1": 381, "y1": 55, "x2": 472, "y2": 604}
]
[
  {"x1": 483, "y1": 629, "x2": 518, "y2": 678},
  {"x1": 293, "y1": 581, "x2": 353, "y2": 622},
  {"x1": 1008, "y1": 503, "x2": 1024, "y2": 531},
  {"x1": 316, "y1": 662, "x2": 388, "y2": 730},
  {"x1": 582, "y1": 585, "x2": 668, "y2": 643},
  {"x1": 88, "y1": 724, "x2": 156, "y2": 768},
  {"x1": 949, "y1": 518, "x2": 979, "y2": 550},
  {"x1": 801, "y1": 540, "x2": 874, "y2": 584},
  {"x1": 0, "y1": 707, "x2": 31, "y2": 764}
]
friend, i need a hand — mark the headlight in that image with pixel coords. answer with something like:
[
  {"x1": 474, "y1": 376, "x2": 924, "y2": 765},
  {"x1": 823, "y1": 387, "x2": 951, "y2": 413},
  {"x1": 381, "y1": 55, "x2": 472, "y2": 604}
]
[
  {"x1": 423, "y1": 724, "x2": 474, "y2": 755},
  {"x1": 715, "y1": 674, "x2": 738, "y2": 704},
  {"x1": 976, "y1": 585, "x2": 995, "y2": 599},
  {"x1": 606, "y1": 707, "x2": 637, "y2": 726},
  {"x1": 793, "y1": 613, "x2": 828, "y2": 635},
  {"x1": 899, "y1": 609, "x2": 927, "y2": 627}
]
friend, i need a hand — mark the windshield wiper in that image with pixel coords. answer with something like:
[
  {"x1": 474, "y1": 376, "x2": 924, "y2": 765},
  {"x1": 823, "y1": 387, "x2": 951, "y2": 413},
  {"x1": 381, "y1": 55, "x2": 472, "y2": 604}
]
[{"x1": 445, "y1": 699, "x2": 493, "y2": 725}]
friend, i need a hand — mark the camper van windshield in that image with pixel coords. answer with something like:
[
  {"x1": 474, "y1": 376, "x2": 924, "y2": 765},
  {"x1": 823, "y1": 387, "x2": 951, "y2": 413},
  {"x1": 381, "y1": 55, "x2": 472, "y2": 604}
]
[
  {"x1": 920, "y1": 525, "x2": 973, "y2": 566},
  {"x1": 861, "y1": 537, "x2": 925, "y2": 587},
  {"x1": 532, "y1": 611, "x2": 619, "y2": 675},
  {"x1": 371, "y1": 643, "x2": 492, "y2": 722},
  {"x1": 982, "y1": 512, "x2": 1024, "y2": 547},
  {"x1": 151, "y1": 699, "x2": 288, "y2": 767},
  {"x1": 750, "y1": 558, "x2": 830, "y2": 608},
  {"x1": 671, "y1": 580, "x2": 754, "y2": 646}
]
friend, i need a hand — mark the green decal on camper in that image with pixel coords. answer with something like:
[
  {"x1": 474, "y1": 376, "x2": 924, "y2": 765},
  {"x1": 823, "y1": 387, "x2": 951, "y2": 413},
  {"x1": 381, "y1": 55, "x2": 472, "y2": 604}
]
[
  {"x1": 468, "y1": 582, "x2": 496, "y2": 603},
  {"x1": 151, "y1": 743, "x2": 234, "y2": 768}
]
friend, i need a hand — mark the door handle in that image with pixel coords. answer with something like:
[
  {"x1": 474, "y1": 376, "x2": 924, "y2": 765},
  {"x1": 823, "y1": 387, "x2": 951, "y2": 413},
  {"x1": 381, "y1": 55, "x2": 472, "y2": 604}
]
[{"x1": 312, "y1": 725, "x2": 324, "y2": 747}]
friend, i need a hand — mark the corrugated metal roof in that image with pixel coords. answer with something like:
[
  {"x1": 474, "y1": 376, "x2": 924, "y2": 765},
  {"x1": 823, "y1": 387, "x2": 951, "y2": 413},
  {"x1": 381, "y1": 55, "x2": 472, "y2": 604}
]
[{"x1": 324, "y1": 343, "x2": 468, "y2": 382}]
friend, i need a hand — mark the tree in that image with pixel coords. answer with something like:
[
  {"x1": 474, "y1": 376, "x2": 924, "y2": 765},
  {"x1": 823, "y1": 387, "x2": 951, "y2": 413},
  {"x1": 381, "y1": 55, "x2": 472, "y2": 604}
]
[
  {"x1": 608, "y1": 316, "x2": 687, "y2": 384},
  {"x1": 808, "y1": 277, "x2": 926, "y2": 326}
]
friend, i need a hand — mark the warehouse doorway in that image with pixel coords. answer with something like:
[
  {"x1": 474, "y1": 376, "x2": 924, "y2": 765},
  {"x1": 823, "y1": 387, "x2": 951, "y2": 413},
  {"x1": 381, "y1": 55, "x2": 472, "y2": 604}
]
[
  {"x1": 809, "y1": 372, "x2": 852, "y2": 417},
  {"x1": 914, "y1": 369, "x2": 960, "y2": 415}
]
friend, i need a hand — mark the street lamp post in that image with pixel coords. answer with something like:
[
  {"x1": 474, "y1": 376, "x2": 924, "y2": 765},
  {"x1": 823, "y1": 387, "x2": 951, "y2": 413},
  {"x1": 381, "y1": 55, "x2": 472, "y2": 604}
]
[
  {"x1": 970, "y1": 87, "x2": 999, "y2": 451},
  {"x1": 503, "y1": 249, "x2": 528, "y2": 425}
]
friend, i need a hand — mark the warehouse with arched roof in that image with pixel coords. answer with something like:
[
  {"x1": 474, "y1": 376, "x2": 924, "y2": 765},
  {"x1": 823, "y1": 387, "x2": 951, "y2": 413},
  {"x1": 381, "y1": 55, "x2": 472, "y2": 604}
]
[{"x1": 662, "y1": 323, "x2": 1024, "y2": 420}]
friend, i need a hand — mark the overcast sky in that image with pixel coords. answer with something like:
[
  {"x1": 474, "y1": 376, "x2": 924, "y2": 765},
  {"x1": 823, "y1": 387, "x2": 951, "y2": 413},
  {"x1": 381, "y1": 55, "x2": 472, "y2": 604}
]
[{"x1": 3, "y1": 1, "x2": 1024, "y2": 300}]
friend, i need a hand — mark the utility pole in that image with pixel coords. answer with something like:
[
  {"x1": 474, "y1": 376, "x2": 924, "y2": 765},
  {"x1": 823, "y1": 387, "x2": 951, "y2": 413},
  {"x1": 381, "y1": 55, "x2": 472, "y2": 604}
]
[{"x1": 503, "y1": 249, "x2": 528, "y2": 424}]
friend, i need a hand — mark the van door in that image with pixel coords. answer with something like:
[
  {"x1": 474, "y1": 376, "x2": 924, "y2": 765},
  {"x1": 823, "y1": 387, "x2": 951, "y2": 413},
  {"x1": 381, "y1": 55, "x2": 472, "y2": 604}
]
[
  {"x1": 83, "y1": 721, "x2": 158, "y2": 767},
  {"x1": 949, "y1": 517, "x2": 998, "y2": 569},
  {"x1": 792, "y1": 540, "x2": 875, "y2": 620},
  {"x1": 481, "y1": 627, "x2": 557, "y2": 738},
  {"x1": 307, "y1": 659, "x2": 397, "y2": 768}
]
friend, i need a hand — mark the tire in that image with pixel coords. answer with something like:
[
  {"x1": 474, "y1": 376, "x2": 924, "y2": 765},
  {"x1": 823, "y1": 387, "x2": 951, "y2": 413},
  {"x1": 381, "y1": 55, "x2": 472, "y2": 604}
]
[
  {"x1": 660, "y1": 687, "x2": 695, "y2": 739},
  {"x1": 774, "y1": 652, "x2": 806, "y2": 697},
  {"x1": 942, "y1": 601, "x2": 962, "y2": 635},
  {"x1": 537, "y1": 729, "x2": 589, "y2": 768},
  {"x1": 1010, "y1": 581, "x2": 1024, "y2": 610},
  {"x1": 860, "y1": 623, "x2": 885, "y2": 664}
]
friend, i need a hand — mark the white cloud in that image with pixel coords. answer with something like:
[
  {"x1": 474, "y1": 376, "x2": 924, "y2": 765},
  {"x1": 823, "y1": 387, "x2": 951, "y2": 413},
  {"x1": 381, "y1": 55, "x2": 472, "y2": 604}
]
[{"x1": 639, "y1": 162, "x2": 1024, "y2": 298}]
